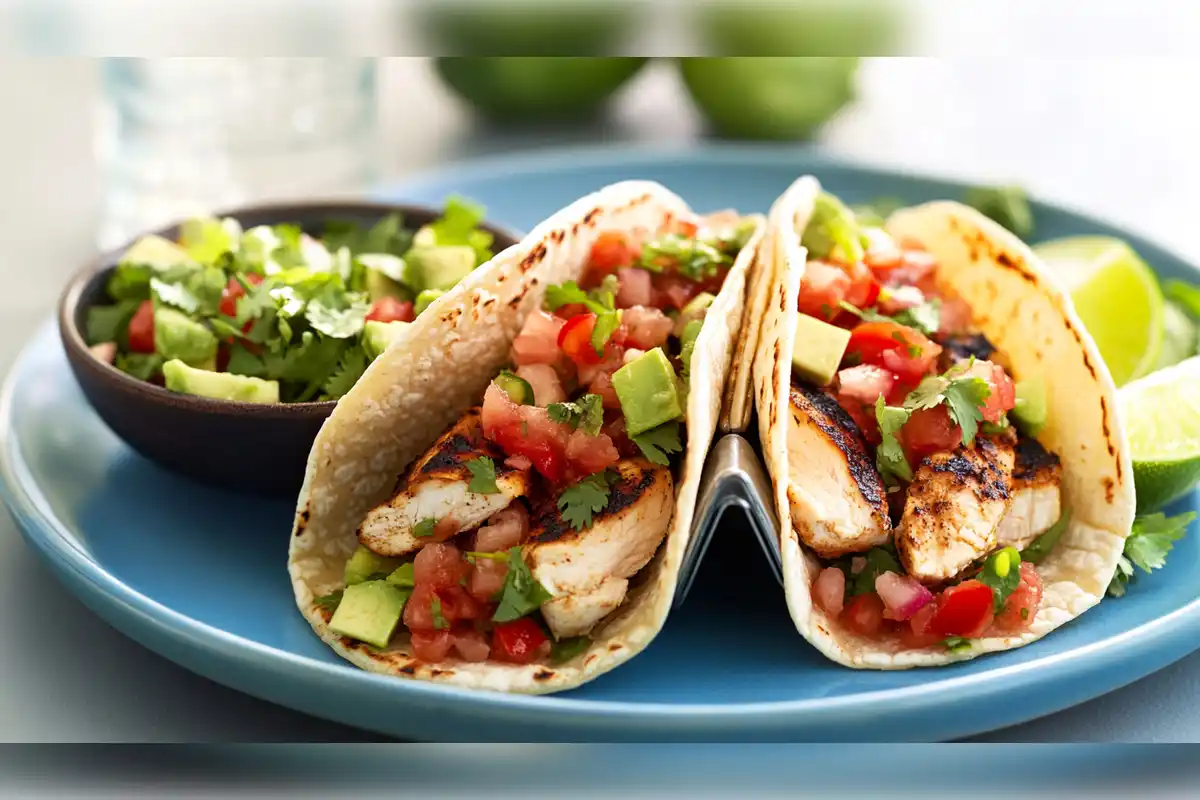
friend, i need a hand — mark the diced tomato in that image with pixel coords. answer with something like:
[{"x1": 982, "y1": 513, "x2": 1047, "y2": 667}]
[
  {"x1": 467, "y1": 558, "x2": 508, "y2": 602},
  {"x1": 898, "y1": 602, "x2": 944, "y2": 648},
  {"x1": 901, "y1": 405, "x2": 962, "y2": 465},
  {"x1": 601, "y1": 414, "x2": 640, "y2": 458},
  {"x1": 797, "y1": 260, "x2": 851, "y2": 321},
  {"x1": 836, "y1": 365, "x2": 896, "y2": 406},
  {"x1": 927, "y1": 580, "x2": 994, "y2": 638},
  {"x1": 403, "y1": 584, "x2": 439, "y2": 631},
  {"x1": 452, "y1": 627, "x2": 491, "y2": 662},
  {"x1": 615, "y1": 267, "x2": 653, "y2": 309},
  {"x1": 365, "y1": 296, "x2": 415, "y2": 324},
  {"x1": 991, "y1": 562, "x2": 1043, "y2": 633},
  {"x1": 842, "y1": 592, "x2": 887, "y2": 637},
  {"x1": 871, "y1": 247, "x2": 938, "y2": 287},
  {"x1": 620, "y1": 306, "x2": 673, "y2": 350},
  {"x1": 813, "y1": 566, "x2": 846, "y2": 616},
  {"x1": 670, "y1": 217, "x2": 701, "y2": 237},
  {"x1": 127, "y1": 300, "x2": 156, "y2": 353},
  {"x1": 413, "y1": 543, "x2": 470, "y2": 589},
  {"x1": 436, "y1": 585, "x2": 486, "y2": 624},
  {"x1": 473, "y1": 506, "x2": 529, "y2": 552},
  {"x1": 842, "y1": 258, "x2": 881, "y2": 309},
  {"x1": 481, "y1": 384, "x2": 570, "y2": 483},
  {"x1": 512, "y1": 310, "x2": 566, "y2": 367},
  {"x1": 409, "y1": 630, "x2": 454, "y2": 662},
  {"x1": 505, "y1": 454, "x2": 533, "y2": 471},
  {"x1": 845, "y1": 321, "x2": 940, "y2": 385},
  {"x1": 431, "y1": 517, "x2": 461, "y2": 542},
  {"x1": 516, "y1": 364, "x2": 566, "y2": 407},
  {"x1": 589, "y1": 371, "x2": 622, "y2": 409},
  {"x1": 577, "y1": 343, "x2": 624, "y2": 386},
  {"x1": 954, "y1": 359, "x2": 1016, "y2": 423},
  {"x1": 491, "y1": 617, "x2": 550, "y2": 665},
  {"x1": 589, "y1": 232, "x2": 636, "y2": 274},
  {"x1": 558, "y1": 313, "x2": 603, "y2": 366},
  {"x1": 876, "y1": 285, "x2": 925, "y2": 316},
  {"x1": 564, "y1": 429, "x2": 620, "y2": 480}
]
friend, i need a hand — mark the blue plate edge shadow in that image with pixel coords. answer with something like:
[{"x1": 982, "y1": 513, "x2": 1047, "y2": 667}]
[{"x1": 2, "y1": 144, "x2": 1200, "y2": 741}]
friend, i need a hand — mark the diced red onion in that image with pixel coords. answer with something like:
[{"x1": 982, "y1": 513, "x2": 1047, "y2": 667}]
[
  {"x1": 850, "y1": 557, "x2": 866, "y2": 575},
  {"x1": 875, "y1": 571, "x2": 933, "y2": 621},
  {"x1": 813, "y1": 566, "x2": 846, "y2": 616},
  {"x1": 615, "y1": 267, "x2": 653, "y2": 308}
]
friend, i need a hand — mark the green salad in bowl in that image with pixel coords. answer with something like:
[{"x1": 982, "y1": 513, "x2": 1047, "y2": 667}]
[{"x1": 85, "y1": 197, "x2": 498, "y2": 405}]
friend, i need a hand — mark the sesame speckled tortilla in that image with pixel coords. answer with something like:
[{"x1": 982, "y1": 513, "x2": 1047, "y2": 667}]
[
  {"x1": 288, "y1": 180, "x2": 764, "y2": 693},
  {"x1": 752, "y1": 175, "x2": 1135, "y2": 668}
]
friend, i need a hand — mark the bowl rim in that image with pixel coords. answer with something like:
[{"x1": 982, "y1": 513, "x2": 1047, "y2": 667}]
[{"x1": 58, "y1": 198, "x2": 524, "y2": 418}]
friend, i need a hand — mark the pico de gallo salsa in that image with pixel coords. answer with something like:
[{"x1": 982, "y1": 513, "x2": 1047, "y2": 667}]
[
  {"x1": 320, "y1": 212, "x2": 758, "y2": 666},
  {"x1": 84, "y1": 198, "x2": 498, "y2": 404},
  {"x1": 789, "y1": 192, "x2": 1067, "y2": 652}
]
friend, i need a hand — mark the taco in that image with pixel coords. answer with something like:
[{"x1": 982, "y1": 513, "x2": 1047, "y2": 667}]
[
  {"x1": 289, "y1": 180, "x2": 764, "y2": 692},
  {"x1": 752, "y1": 176, "x2": 1134, "y2": 667}
]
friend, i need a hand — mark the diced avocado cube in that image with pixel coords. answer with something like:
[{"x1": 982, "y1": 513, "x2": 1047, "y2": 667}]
[
  {"x1": 163, "y1": 359, "x2": 280, "y2": 404},
  {"x1": 364, "y1": 268, "x2": 412, "y2": 304},
  {"x1": 179, "y1": 216, "x2": 241, "y2": 263},
  {"x1": 344, "y1": 544, "x2": 407, "y2": 586},
  {"x1": 328, "y1": 580, "x2": 410, "y2": 648},
  {"x1": 681, "y1": 292, "x2": 715, "y2": 318},
  {"x1": 1012, "y1": 377, "x2": 1047, "y2": 436},
  {"x1": 612, "y1": 347, "x2": 685, "y2": 437},
  {"x1": 792, "y1": 313, "x2": 851, "y2": 386},
  {"x1": 414, "y1": 289, "x2": 444, "y2": 316},
  {"x1": 412, "y1": 225, "x2": 437, "y2": 248},
  {"x1": 153, "y1": 307, "x2": 218, "y2": 368},
  {"x1": 385, "y1": 562, "x2": 415, "y2": 588},
  {"x1": 120, "y1": 234, "x2": 193, "y2": 269},
  {"x1": 493, "y1": 370, "x2": 533, "y2": 405},
  {"x1": 408, "y1": 245, "x2": 477, "y2": 292},
  {"x1": 363, "y1": 320, "x2": 410, "y2": 360}
]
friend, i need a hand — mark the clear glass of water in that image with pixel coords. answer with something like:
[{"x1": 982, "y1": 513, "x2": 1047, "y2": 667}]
[{"x1": 96, "y1": 57, "x2": 379, "y2": 249}]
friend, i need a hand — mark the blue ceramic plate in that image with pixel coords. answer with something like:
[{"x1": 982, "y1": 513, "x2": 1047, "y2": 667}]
[{"x1": 4, "y1": 145, "x2": 1200, "y2": 742}]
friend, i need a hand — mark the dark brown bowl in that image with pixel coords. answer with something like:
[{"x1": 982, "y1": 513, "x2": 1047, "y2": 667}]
[{"x1": 59, "y1": 201, "x2": 522, "y2": 497}]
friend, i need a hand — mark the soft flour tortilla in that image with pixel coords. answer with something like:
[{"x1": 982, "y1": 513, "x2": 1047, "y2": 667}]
[
  {"x1": 289, "y1": 180, "x2": 764, "y2": 693},
  {"x1": 752, "y1": 176, "x2": 1135, "y2": 668},
  {"x1": 720, "y1": 223, "x2": 775, "y2": 433}
]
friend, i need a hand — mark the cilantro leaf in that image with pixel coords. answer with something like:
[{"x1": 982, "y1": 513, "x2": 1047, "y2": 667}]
[
  {"x1": 1020, "y1": 510, "x2": 1070, "y2": 564},
  {"x1": 106, "y1": 263, "x2": 153, "y2": 301},
  {"x1": 557, "y1": 469, "x2": 617, "y2": 531},
  {"x1": 314, "y1": 590, "x2": 343, "y2": 612},
  {"x1": 225, "y1": 344, "x2": 265, "y2": 378},
  {"x1": 427, "y1": 196, "x2": 493, "y2": 263},
  {"x1": 639, "y1": 235, "x2": 731, "y2": 280},
  {"x1": 838, "y1": 301, "x2": 891, "y2": 324},
  {"x1": 1107, "y1": 511, "x2": 1194, "y2": 598},
  {"x1": 977, "y1": 547, "x2": 1022, "y2": 612},
  {"x1": 943, "y1": 636, "x2": 973, "y2": 653},
  {"x1": 591, "y1": 309, "x2": 622, "y2": 355},
  {"x1": 964, "y1": 185, "x2": 1033, "y2": 239},
  {"x1": 546, "y1": 394, "x2": 605, "y2": 436},
  {"x1": 874, "y1": 396, "x2": 913, "y2": 485},
  {"x1": 305, "y1": 295, "x2": 370, "y2": 339},
  {"x1": 891, "y1": 299, "x2": 941, "y2": 337},
  {"x1": 431, "y1": 596, "x2": 449, "y2": 630},
  {"x1": 942, "y1": 377, "x2": 991, "y2": 447},
  {"x1": 114, "y1": 352, "x2": 163, "y2": 382},
  {"x1": 551, "y1": 636, "x2": 591, "y2": 664},
  {"x1": 543, "y1": 280, "x2": 613, "y2": 315},
  {"x1": 466, "y1": 456, "x2": 499, "y2": 494},
  {"x1": 847, "y1": 546, "x2": 903, "y2": 597},
  {"x1": 235, "y1": 279, "x2": 279, "y2": 326},
  {"x1": 491, "y1": 546, "x2": 553, "y2": 623},
  {"x1": 631, "y1": 420, "x2": 683, "y2": 466},
  {"x1": 320, "y1": 346, "x2": 367, "y2": 400},
  {"x1": 86, "y1": 299, "x2": 140, "y2": 344},
  {"x1": 412, "y1": 518, "x2": 438, "y2": 539}
]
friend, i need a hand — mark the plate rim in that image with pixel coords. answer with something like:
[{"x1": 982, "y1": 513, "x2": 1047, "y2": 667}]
[{"x1": 4, "y1": 143, "x2": 1200, "y2": 734}]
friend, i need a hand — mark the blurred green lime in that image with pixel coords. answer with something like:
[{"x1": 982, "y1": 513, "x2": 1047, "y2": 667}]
[
  {"x1": 418, "y1": 4, "x2": 633, "y2": 56},
  {"x1": 693, "y1": 1, "x2": 905, "y2": 56},
  {"x1": 680, "y1": 58, "x2": 859, "y2": 140},
  {"x1": 435, "y1": 58, "x2": 649, "y2": 123}
]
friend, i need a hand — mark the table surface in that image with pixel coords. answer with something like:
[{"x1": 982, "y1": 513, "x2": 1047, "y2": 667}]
[{"x1": 4, "y1": 57, "x2": 1200, "y2": 742}]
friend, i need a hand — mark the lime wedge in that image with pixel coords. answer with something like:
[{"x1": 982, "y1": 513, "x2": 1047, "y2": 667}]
[
  {"x1": 1119, "y1": 355, "x2": 1200, "y2": 512},
  {"x1": 1034, "y1": 236, "x2": 1164, "y2": 387},
  {"x1": 1156, "y1": 300, "x2": 1198, "y2": 371}
]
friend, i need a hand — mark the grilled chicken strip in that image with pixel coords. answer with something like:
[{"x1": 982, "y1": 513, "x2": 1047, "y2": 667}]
[
  {"x1": 995, "y1": 435, "x2": 1063, "y2": 550},
  {"x1": 358, "y1": 408, "x2": 531, "y2": 557},
  {"x1": 786, "y1": 380, "x2": 891, "y2": 557},
  {"x1": 524, "y1": 457, "x2": 674, "y2": 639},
  {"x1": 897, "y1": 433, "x2": 1016, "y2": 584},
  {"x1": 935, "y1": 332, "x2": 997, "y2": 371}
]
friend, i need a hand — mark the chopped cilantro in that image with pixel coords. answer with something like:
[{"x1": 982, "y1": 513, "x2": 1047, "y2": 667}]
[
  {"x1": 557, "y1": 469, "x2": 618, "y2": 531},
  {"x1": 106, "y1": 263, "x2": 154, "y2": 301},
  {"x1": 1020, "y1": 510, "x2": 1070, "y2": 564},
  {"x1": 631, "y1": 420, "x2": 683, "y2": 466},
  {"x1": 874, "y1": 396, "x2": 913, "y2": 485},
  {"x1": 838, "y1": 301, "x2": 891, "y2": 324},
  {"x1": 86, "y1": 299, "x2": 140, "y2": 344},
  {"x1": 977, "y1": 547, "x2": 1022, "y2": 612},
  {"x1": 320, "y1": 346, "x2": 367, "y2": 400},
  {"x1": 465, "y1": 456, "x2": 499, "y2": 494},
  {"x1": 547, "y1": 394, "x2": 605, "y2": 436},
  {"x1": 412, "y1": 518, "x2": 438, "y2": 539},
  {"x1": 543, "y1": 280, "x2": 614, "y2": 315},
  {"x1": 1108, "y1": 511, "x2": 1195, "y2": 598},
  {"x1": 551, "y1": 636, "x2": 592, "y2": 664},
  {"x1": 591, "y1": 308, "x2": 622, "y2": 355},
  {"x1": 305, "y1": 294, "x2": 371, "y2": 339},
  {"x1": 491, "y1": 547, "x2": 553, "y2": 623},
  {"x1": 943, "y1": 636, "x2": 973, "y2": 654},
  {"x1": 431, "y1": 596, "x2": 449, "y2": 630},
  {"x1": 114, "y1": 352, "x2": 163, "y2": 382},
  {"x1": 904, "y1": 368, "x2": 991, "y2": 447},
  {"x1": 314, "y1": 590, "x2": 343, "y2": 612},
  {"x1": 847, "y1": 546, "x2": 904, "y2": 597},
  {"x1": 892, "y1": 299, "x2": 942, "y2": 337},
  {"x1": 639, "y1": 235, "x2": 731, "y2": 280}
]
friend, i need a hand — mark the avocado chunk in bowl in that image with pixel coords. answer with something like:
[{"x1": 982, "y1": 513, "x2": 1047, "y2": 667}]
[{"x1": 59, "y1": 200, "x2": 521, "y2": 495}]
